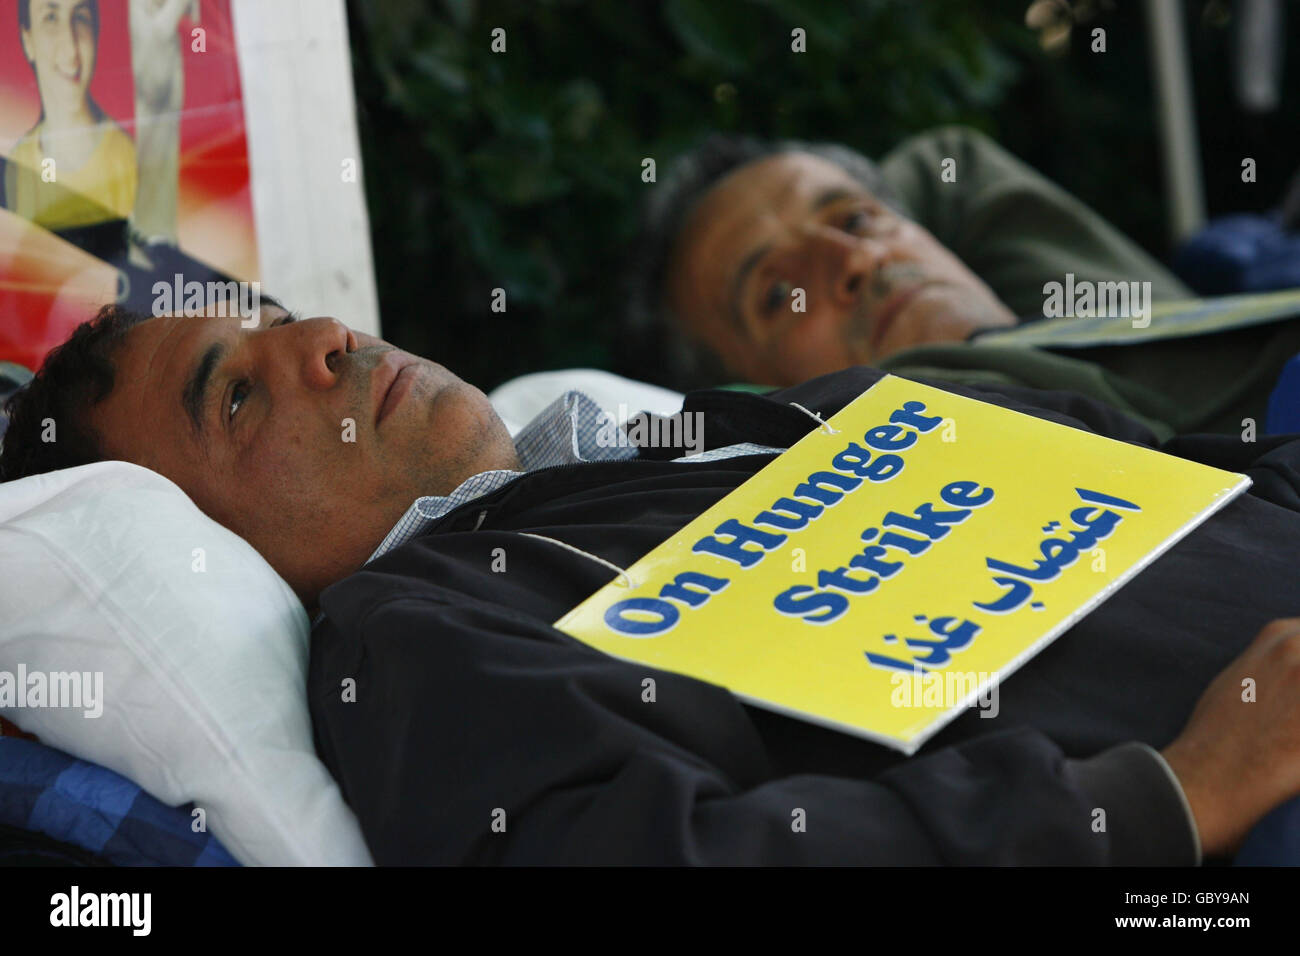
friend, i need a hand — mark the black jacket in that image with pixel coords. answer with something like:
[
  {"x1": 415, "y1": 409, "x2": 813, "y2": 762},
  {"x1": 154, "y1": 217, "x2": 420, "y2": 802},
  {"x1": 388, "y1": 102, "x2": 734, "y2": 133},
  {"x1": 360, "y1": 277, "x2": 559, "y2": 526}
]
[{"x1": 309, "y1": 366, "x2": 1300, "y2": 864}]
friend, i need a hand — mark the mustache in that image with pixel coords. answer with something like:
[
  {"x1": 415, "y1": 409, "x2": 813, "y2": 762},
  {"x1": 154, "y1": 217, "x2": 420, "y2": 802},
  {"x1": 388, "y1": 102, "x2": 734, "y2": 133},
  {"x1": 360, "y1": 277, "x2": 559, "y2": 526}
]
[
  {"x1": 332, "y1": 346, "x2": 396, "y2": 404},
  {"x1": 849, "y1": 263, "x2": 929, "y2": 331}
]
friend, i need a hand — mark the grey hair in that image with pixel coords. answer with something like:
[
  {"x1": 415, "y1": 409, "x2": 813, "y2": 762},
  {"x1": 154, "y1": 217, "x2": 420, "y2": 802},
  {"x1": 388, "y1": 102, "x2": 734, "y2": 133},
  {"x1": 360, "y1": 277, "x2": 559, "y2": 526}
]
[{"x1": 619, "y1": 134, "x2": 907, "y2": 391}]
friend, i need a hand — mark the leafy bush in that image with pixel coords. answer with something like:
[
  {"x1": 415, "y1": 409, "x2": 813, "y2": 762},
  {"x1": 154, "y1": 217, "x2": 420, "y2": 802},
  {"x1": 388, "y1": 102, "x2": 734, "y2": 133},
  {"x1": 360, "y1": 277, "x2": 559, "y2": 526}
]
[
  {"x1": 347, "y1": 0, "x2": 1028, "y2": 388},
  {"x1": 347, "y1": 0, "x2": 1295, "y2": 389}
]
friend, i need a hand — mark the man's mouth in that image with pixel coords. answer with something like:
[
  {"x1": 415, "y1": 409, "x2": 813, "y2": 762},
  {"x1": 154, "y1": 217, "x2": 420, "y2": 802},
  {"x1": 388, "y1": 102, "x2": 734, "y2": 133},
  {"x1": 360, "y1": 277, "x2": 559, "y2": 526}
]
[
  {"x1": 867, "y1": 282, "x2": 932, "y2": 357},
  {"x1": 374, "y1": 353, "x2": 417, "y2": 428}
]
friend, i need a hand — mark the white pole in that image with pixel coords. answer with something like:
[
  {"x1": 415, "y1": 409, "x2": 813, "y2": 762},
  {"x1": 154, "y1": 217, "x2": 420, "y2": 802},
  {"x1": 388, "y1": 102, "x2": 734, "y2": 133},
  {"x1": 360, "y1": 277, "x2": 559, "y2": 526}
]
[
  {"x1": 1144, "y1": 0, "x2": 1207, "y2": 245},
  {"x1": 232, "y1": 0, "x2": 381, "y2": 336}
]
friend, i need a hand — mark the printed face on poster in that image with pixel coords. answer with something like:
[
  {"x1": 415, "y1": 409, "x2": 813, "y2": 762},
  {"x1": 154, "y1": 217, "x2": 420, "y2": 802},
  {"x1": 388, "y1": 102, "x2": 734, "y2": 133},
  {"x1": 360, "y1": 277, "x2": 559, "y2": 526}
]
[{"x1": 0, "y1": 0, "x2": 258, "y2": 372}]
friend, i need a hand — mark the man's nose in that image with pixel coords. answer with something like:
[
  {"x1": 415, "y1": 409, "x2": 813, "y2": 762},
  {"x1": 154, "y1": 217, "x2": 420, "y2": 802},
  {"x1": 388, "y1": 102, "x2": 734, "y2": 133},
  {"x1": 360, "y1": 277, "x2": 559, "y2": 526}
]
[
  {"x1": 280, "y1": 316, "x2": 358, "y2": 390},
  {"x1": 800, "y1": 225, "x2": 886, "y2": 308}
]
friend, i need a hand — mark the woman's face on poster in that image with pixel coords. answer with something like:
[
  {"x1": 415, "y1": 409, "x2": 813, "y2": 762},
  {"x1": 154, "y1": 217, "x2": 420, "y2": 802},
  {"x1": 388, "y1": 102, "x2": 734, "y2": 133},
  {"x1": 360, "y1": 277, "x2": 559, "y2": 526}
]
[{"x1": 21, "y1": 0, "x2": 98, "y2": 117}]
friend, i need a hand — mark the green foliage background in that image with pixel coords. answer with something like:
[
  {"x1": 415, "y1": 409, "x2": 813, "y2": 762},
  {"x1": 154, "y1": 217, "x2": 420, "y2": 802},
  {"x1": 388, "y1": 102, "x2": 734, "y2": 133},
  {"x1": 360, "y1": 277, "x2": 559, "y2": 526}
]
[{"x1": 345, "y1": 0, "x2": 1299, "y2": 390}]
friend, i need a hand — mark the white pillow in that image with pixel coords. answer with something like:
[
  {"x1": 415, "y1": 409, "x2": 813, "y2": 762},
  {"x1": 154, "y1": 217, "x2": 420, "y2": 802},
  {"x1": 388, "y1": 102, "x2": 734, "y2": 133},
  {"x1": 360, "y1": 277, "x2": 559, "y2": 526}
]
[{"x1": 0, "y1": 461, "x2": 372, "y2": 866}]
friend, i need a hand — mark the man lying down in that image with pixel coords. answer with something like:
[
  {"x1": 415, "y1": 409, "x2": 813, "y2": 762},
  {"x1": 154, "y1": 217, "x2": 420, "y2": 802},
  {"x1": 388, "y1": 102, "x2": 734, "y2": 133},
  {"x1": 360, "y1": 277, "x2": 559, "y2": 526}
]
[{"x1": 2, "y1": 298, "x2": 1299, "y2": 866}]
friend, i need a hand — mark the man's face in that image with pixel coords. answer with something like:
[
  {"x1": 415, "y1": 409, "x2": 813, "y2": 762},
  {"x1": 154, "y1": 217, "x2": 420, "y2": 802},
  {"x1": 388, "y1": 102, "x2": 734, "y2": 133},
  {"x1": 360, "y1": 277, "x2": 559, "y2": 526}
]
[
  {"x1": 22, "y1": 0, "x2": 97, "y2": 117},
  {"x1": 665, "y1": 151, "x2": 1017, "y2": 385},
  {"x1": 87, "y1": 304, "x2": 520, "y2": 609}
]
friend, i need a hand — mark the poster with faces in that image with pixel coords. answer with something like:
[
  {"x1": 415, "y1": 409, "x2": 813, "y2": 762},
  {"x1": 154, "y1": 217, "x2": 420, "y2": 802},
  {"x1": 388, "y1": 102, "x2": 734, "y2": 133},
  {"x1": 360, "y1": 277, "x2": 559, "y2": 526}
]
[{"x1": 0, "y1": 0, "x2": 257, "y2": 371}]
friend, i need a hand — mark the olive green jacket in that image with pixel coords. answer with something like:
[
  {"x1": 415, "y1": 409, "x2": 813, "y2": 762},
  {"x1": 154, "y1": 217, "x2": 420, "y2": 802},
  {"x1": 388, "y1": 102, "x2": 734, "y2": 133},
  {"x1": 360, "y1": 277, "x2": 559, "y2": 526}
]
[{"x1": 873, "y1": 127, "x2": 1300, "y2": 439}]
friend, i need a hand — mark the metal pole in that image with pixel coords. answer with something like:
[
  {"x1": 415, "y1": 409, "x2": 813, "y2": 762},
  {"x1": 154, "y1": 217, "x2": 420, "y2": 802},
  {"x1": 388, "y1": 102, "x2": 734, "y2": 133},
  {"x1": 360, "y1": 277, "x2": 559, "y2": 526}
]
[{"x1": 1144, "y1": 0, "x2": 1207, "y2": 245}]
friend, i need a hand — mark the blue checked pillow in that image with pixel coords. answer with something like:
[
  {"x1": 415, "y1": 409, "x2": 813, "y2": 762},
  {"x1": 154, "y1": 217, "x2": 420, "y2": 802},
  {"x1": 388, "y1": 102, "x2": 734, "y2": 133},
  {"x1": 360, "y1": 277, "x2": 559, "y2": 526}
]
[{"x1": 0, "y1": 737, "x2": 237, "y2": 866}]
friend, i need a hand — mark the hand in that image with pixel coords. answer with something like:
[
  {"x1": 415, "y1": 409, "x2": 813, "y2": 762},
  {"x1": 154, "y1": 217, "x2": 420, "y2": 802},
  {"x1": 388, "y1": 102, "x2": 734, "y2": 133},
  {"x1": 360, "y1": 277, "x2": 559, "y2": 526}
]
[
  {"x1": 1161, "y1": 617, "x2": 1300, "y2": 857},
  {"x1": 128, "y1": 0, "x2": 192, "y2": 244},
  {"x1": 129, "y1": 0, "x2": 191, "y2": 114}
]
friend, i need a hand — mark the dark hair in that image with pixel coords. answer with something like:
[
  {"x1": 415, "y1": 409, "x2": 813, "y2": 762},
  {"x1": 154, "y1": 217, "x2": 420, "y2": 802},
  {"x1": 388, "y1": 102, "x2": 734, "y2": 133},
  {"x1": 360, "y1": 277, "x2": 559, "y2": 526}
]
[
  {"x1": 0, "y1": 303, "x2": 150, "y2": 483},
  {"x1": 18, "y1": 0, "x2": 100, "y2": 39},
  {"x1": 620, "y1": 134, "x2": 907, "y2": 391}
]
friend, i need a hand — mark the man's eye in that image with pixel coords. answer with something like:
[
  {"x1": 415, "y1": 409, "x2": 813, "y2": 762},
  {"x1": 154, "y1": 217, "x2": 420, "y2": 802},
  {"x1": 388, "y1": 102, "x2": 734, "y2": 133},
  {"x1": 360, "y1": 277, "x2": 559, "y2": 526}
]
[
  {"x1": 842, "y1": 206, "x2": 899, "y2": 237},
  {"x1": 765, "y1": 280, "x2": 793, "y2": 313},
  {"x1": 227, "y1": 380, "x2": 251, "y2": 423},
  {"x1": 841, "y1": 210, "x2": 873, "y2": 235}
]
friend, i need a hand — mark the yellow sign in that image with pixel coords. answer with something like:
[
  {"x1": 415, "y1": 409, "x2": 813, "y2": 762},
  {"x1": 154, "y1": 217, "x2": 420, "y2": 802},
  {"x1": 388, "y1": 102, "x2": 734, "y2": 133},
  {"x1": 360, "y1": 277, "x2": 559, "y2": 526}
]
[{"x1": 554, "y1": 376, "x2": 1251, "y2": 754}]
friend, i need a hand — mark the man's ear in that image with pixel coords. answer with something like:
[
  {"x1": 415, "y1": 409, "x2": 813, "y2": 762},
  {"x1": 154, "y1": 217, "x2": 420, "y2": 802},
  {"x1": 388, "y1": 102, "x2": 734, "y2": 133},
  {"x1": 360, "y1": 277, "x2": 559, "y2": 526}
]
[
  {"x1": 19, "y1": 27, "x2": 33, "y2": 65},
  {"x1": 673, "y1": 307, "x2": 752, "y2": 387},
  {"x1": 730, "y1": 308, "x2": 784, "y2": 385}
]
